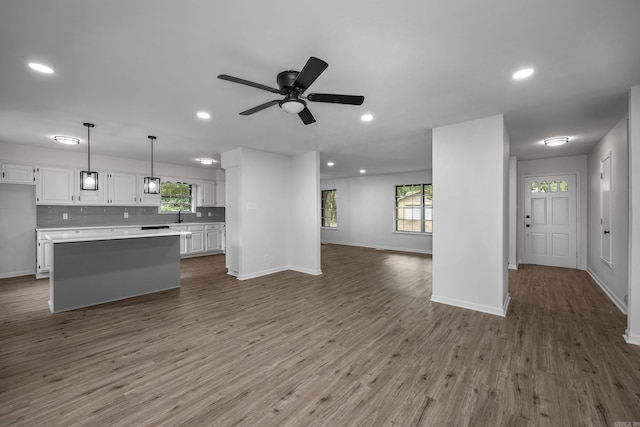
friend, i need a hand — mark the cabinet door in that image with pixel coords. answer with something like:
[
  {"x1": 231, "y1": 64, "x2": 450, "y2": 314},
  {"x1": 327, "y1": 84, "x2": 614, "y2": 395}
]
[
  {"x1": 197, "y1": 180, "x2": 215, "y2": 207},
  {"x1": 1, "y1": 164, "x2": 34, "y2": 184},
  {"x1": 37, "y1": 239, "x2": 52, "y2": 273},
  {"x1": 76, "y1": 171, "x2": 108, "y2": 205},
  {"x1": 137, "y1": 176, "x2": 161, "y2": 206},
  {"x1": 170, "y1": 226, "x2": 189, "y2": 255},
  {"x1": 206, "y1": 229, "x2": 221, "y2": 251},
  {"x1": 214, "y1": 181, "x2": 225, "y2": 206},
  {"x1": 37, "y1": 167, "x2": 75, "y2": 205},
  {"x1": 108, "y1": 173, "x2": 137, "y2": 205},
  {"x1": 190, "y1": 231, "x2": 205, "y2": 253}
]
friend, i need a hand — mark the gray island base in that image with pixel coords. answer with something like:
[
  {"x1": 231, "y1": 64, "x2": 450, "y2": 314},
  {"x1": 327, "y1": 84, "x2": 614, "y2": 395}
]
[{"x1": 48, "y1": 231, "x2": 185, "y2": 313}]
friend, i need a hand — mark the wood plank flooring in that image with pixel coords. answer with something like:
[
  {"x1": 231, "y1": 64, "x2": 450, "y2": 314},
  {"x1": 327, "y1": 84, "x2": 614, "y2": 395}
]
[{"x1": 1, "y1": 244, "x2": 639, "y2": 426}]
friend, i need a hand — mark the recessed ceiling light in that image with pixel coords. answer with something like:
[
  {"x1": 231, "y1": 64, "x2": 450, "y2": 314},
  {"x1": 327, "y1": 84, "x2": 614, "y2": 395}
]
[
  {"x1": 29, "y1": 63, "x2": 54, "y2": 74},
  {"x1": 327, "y1": 162, "x2": 334, "y2": 166},
  {"x1": 196, "y1": 158, "x2": 216, "y2": 165},
  {"x1": 197, "y1": 111, "x2": 211, "y2": 119},
  {"x1": 544, "y1": 137, "x2": 569, "y2": 146},
  {"x1": 53, "y1": 135, "x2": 79, "y2": 145},
  {"x1": 512, "y1": 68, "x2": 534, "y2": 80},
  {"x1": 361, "y1": 114, "x2": 373, "y2": 122},
  {"x1": 360, "y1": 169, "x2": 366, "y2": 174}
]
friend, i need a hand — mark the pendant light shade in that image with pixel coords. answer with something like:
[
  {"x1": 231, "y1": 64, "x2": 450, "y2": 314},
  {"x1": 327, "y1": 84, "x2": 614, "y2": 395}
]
[
  {"x1": 80, "y1": 123, "x2": 98, "y2": 191},
  {"x1": 144, "y1": 135, "x2": 160, "y2": 194}
]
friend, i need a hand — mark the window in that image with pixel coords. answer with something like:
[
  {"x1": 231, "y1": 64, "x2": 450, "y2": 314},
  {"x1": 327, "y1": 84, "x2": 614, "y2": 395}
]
[
  {"x1": 321, "y1": 189, "x2": 337, "y2": 228},
  {"x1": 160, "y1": 181, "x2": 193, "y2": 212},
  {"x1": 396, "y1": 184, "x2": 432, "y2": 233}
]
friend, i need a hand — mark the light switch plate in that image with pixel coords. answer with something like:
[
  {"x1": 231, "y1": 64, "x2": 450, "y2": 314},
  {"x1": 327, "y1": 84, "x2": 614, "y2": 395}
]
[
  {"x1": 208, "y1": 212, "x2": 211, "y2": 217},
  {"x1": 124, "y1": 212, "x2": 128, "y2": 219},
  {"x1": 196, "y1": 212, "x2": 202, "y2": 217},
  {"x1": 62, "y1": 213, "x2": 68, "y2": 220}
]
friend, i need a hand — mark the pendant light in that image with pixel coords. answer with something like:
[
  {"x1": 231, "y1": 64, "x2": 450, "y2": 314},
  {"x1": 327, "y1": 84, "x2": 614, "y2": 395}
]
[
  {"x1": 80, "y1": 122, "x2": 98, "y2": 191},
  {"x1": 144, "y1": 135, "x2": 161, "y2": 194}
]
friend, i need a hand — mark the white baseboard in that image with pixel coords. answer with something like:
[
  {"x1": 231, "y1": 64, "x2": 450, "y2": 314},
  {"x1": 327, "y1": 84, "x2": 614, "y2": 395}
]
[
  {"x1": 508, "y1": 264, "x2": 518, "y2": 270},
  {"x1": 430, "y1": 294, "x2": 509, "y2": 317},
  {"x1": 321, "y1": 240, "x2": 431, "y2": 255},
  {"x1": 624, "y1": 330, "x2": 640, "y2": 346},
  {"x1": 236, "y1": 265, "x2": 322, "y2": 281},
  {"x1": 0, "y1": 269, "x2": 35, "y2": 279},
  {"x1": 586, "y1": 268, "x2": 627, "y2": 314}
]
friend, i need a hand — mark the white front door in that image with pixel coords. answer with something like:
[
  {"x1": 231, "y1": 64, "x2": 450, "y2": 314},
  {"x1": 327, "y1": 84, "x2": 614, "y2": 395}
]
[{"x1": 523, "y1": 174, "x2": 577, "y2": 268}]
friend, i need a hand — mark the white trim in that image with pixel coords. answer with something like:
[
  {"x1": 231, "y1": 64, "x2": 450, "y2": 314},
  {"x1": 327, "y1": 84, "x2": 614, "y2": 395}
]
[
  {"x1": 236, "y1": 265, "x2": 322, "y2": 281},
  {"x1": 321, "y1": 240, "x2": 432, "y2": 255},
  {"x1": 430, "y1": 293, "x2": 509, "y2": 317},
  {"x1": 508, "y1": 263, "x2": 518, "y2": 270},
  {"x1": 0, "y1": 269, "x2": 35, "y2": 279},
  {"x1": 624, "y1": 330, "x2": 640, "y2": 346},
  {"x1": 586, "y1": 268, "x2": 627, "y2": 314}
]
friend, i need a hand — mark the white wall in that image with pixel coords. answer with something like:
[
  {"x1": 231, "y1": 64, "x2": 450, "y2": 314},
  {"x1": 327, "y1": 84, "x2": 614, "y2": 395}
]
[
  {"x1": 517, "y1": 155, "x2": 588, "y2": 269},
  {"x1": 627, "y1": 85, "x2": 640, "y2": 345},
  {"x1": 321, "y1": 170, "x2": 432, "y2": 254},
  {"x1": 289, "y1": 152, "x2": 321, "y2": 275},
  {"x1": 222, "y1": 147, "x2": 321, "y2": 280},
  {"x1": 0, "y1": 184, "x2": 36, "y2": 278},
  {"x1": 587, "y1": 115, "x2": 629, "y2": 313},
  {"x1": 508, "y1": 156, "x2": 518, "y2": 269},
  {"x1": 431, "y1": 115, "x2": 510, "y2": 316}
]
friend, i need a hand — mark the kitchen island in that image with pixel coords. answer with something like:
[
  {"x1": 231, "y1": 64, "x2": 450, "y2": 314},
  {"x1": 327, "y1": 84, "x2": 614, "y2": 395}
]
[{"x1": 46, "y1": 229, "x2": 190, "y2": 313}]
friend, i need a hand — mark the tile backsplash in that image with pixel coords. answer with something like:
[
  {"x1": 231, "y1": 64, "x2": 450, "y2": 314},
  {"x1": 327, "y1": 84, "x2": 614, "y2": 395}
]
[{"x1": 37, "y1": 205, "x2": 225, "y2": 228}]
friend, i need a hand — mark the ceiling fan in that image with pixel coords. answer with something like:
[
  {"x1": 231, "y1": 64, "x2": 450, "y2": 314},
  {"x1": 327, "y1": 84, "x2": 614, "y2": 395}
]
[{"x1": 218, "y1": 57, "x2": 365, "y2": 125}]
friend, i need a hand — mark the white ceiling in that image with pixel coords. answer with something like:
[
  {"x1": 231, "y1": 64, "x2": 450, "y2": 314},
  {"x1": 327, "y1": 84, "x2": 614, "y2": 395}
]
[{"x1": 1, "y1": 0, "x2": 639, "y2": 179}]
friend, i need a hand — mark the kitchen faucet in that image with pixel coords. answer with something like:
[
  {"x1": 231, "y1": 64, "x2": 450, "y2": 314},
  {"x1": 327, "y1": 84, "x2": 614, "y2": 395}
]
[{"x1": 176, "y1": 210, "x2": 183, "y2": 223}]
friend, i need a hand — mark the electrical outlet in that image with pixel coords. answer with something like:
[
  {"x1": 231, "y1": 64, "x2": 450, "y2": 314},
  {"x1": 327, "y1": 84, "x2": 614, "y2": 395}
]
[
  {"x1": 124, "y1": 212, "x2": 128, "y2": 219},
  {"x1": 62, "y1": 213, "x2": 68, "y2": 220},
  {"x1": 196, "y1": 212, "x2": 202, "y2": 217},
  {"x1": 208, "y1": 212, "x2": 211, "y2": 217}
]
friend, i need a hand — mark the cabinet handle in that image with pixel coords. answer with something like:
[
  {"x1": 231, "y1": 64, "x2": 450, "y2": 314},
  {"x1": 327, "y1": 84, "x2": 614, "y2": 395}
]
[
  {"x1": 72, "y1": 195, "x2": 74, "y2": 201},
  {"x1": 2, "y1": 172, "x2": 4, "y2": 178}
]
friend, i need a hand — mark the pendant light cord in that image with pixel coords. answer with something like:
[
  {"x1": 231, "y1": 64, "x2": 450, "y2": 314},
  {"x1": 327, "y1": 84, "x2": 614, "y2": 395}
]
[
  {"x1": 149, "y1": 136, "x2": 157, "y2": 177},
  {"x1": 83, "y1": 122, "x2": 95, "y2": 171}
]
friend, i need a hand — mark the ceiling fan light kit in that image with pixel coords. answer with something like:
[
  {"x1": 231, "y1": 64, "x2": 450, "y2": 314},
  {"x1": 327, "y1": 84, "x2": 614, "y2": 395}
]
[{"x1": 218, "y1": 56, "x2": 365, "y2": 125}]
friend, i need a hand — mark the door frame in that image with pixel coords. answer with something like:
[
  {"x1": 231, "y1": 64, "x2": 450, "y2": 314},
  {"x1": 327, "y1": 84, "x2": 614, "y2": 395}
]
[{"x1": 520, "y1": 171, "x2": 582, "y2": 268}]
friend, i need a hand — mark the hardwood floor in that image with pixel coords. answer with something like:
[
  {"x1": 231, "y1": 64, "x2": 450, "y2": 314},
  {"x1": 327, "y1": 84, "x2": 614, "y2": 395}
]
[{"x1": 1, "y1": 245, "x2": 639, "y2": 426}]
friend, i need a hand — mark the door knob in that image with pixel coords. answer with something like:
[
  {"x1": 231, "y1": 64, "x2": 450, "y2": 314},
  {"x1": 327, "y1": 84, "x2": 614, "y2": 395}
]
[
  {"x1": 604, "y1": 230, "x2": 610, "y2": 234},
  {"x1": 526, "y1": 224, "x2": 531, "y2": 228}
]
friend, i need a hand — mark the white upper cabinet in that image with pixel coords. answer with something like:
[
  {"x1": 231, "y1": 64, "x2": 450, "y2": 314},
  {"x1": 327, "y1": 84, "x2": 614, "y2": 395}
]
[
  {"x1": 76, "y1": 170, "x2": 108, "y2": 205},
  {"x1": 1, "y1": 164, "x2": 35, "y2": 184},
  {"x1": 137, "y1": 175, "x2": 160, "y2": 206},
  {"x1": 214, "y1": 181, "x2": 225, "y2": 207},
  {"x1": 107, "y1": 172, "x2": 137, "y2": 205},
  {"x1": 36, "y1": 167, "x2": 75, "y2": 205},
  {"x1": 197, "y1": 180, "x2": 216, "y2": 207}
]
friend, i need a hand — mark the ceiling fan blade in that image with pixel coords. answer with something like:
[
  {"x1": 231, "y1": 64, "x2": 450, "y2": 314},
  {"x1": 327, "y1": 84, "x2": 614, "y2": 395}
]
[
  {"x1": 307, "y1": 93, "x2": 365, "y2": 105},
  {"x1": 239, "y1": 100, "x2": 280, "y2": 115},
  {"x1": 298, "y1": 107, "x2": 316, "y2": 125},
  {"x1": 218, "y1": 74, "x2": 281, "y2": 94},
  {"x1": 293, "y1": 57, "x2": 328, "y2": 92}
]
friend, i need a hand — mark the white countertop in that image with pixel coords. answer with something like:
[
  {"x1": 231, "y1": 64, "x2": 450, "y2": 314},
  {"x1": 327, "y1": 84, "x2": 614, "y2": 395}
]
[
  {"x1": 46, "y1": 229, "x2": 191, "y2": 243},
  {"x1": 36, "y1": 222, "x2": 224, "y2": 232}
]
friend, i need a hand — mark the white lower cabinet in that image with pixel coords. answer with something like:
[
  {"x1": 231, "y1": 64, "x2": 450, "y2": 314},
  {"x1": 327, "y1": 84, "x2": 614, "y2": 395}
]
[
  {"x1": 36, "y1": 223, "x2": 225, "y2": 276},
  {"x1": 188, "y1": 225, "x2": 205, "y2": 253}
]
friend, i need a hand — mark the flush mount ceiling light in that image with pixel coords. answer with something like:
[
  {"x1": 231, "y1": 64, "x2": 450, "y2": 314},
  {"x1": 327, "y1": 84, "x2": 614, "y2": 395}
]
[
  {"x1": 197, "y1": 111, "x2": 211, "y2": 119},
  {"x1": 279, "y1": 98, "x2": 306, "y2": 114},
  {"x1": 54, "y1": 135, "x2": 79, "y2": 145},
  {"x1": 196, "y1": 158, "x2": 216, "y2": 165},
  {"x1": 361, "y1": 114, "x2": 373, "y2": 122},
  {"x1": 360, "y1": 169, "x2": 366, "y2": 174},
  {"x1": 28, "y1": 62, "x2": 54, "y2": 74},
  {"x1": 544, "y1": 136, "x2": 569, "y2": 146},
  {"x1": 80, "y1": 123, "x2": 98, "y2": 191},
  {"x1": 512, "y1": 68, "x2": 534, "y2": 80},
  {"x1": 327, "y1": 162, "x2": 334, "y2": 166},
  {"x1": 144, "y1": 136, "x2": 161, "y2": 194}
]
